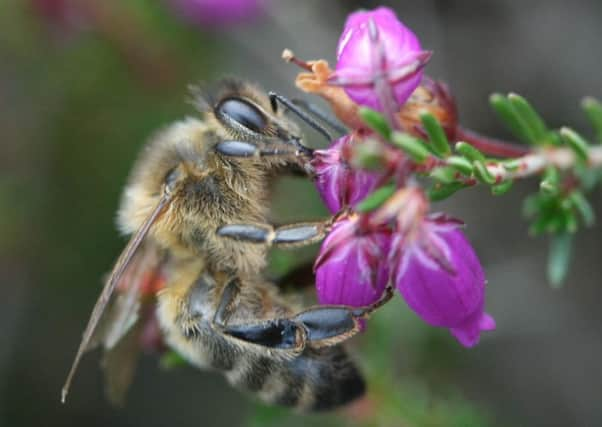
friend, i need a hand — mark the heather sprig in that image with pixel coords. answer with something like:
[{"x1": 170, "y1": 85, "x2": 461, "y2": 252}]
[{"x1": 283, "y1": 6, "x2": 602, "y2": 347}]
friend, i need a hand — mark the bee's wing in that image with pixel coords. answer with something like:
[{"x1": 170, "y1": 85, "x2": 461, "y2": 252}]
[
  {"x1": 61, "y1": 192, "x2": 172, "y2": 403},
  {"x1": 98, "y1": 243, "x2": 166, "y2": 405}
]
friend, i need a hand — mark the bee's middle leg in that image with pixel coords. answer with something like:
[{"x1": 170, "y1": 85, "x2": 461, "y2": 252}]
[{"x1": 217, "y1": 220, "x2": 334, "y2": 249}]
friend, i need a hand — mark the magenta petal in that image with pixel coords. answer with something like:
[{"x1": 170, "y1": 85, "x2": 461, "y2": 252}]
[
  {"x1": 335, "y1": 6, "x2": 427, "y2": 110},
  {"x1": 315, "y1": 217, "x2": 390, "y2": 308},
  {"x1": 393, "y1": 217, "x2": 495, "y2": 347},
  {"x1": 311, "y1": 135, "x2": 381, "y2": 213},
  {"x1": 450, "y1": 311, "x2": 496, "y2": 347}
]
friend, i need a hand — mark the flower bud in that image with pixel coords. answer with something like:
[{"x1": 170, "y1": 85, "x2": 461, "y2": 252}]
[
  {"x1": 392, "y1": 215, "x2": 495, "y2": 347},
  {"x1": 399, "y1": 77, "x2": 458, "y2": 139},
  {"x1": 315, "y1": 215, "x2": 390, "y2": 308},
  {"x1": 311, "y1": 135, "x2": 381, "y2": 213},
  {"x1": 332, "y1": 7, "x2": 430, "y2": 111}
]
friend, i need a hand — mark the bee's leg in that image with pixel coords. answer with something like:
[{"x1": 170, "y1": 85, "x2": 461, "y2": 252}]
[
  {"x1": 218, "y1": 285, "x2": 394, "y2": 350},
  {"x1": 290, "y1": 285, "x2": 394, "y2": 348},
  {"x1": 215, "y1": 140, "x2": 312, "y2": 159},
  {"x1": 217, "y1": 220, "x2": 332, "y2": 248},
  {"x1": 212, "y1": 277, "x2": 242, "y2": 326},
  {"x1": 212, "y1": 278, "x2": 307, "y2": 352}
]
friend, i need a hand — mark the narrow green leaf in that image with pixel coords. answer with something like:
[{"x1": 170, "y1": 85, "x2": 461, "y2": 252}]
[
  {"x1": 560, "y1": 127, "x2": 590, "y2": 162},
  {"x1": 540, "y1": 167, "x2": 560, "y2": 195},
  {"x1": 455, "y1": 141, "x2": 485, "y2": 162},
  {"x1": 428, "y1": 182, "x2": 466, "y2": 201},
  {"x1": 430, "y1": 166, "x2": 457, "y2": 184},
  {"x1": 508, "y1": 93, "x2": 548, "y2": 143},
  {"x1": 473, "y1": 161, "x2": 496, "y2": 184},
  {"x1": 503, "y1": 159, "x2": 522, "y2": 172},
  {"x1": 446, "y1": 156, "x2": 474, "y2": 175},
  {"x1": 359, "y1": 107, "x2": 391, "y2": 139},
  {"x1": 356, "y1": 182, "x2": 397, "y2": 212},
  {"x1": 491, "y1": 179, "x2": 513, "y2": 195},
  {"x1": 581, "y1": 97, "x2": 602, "y2": 143},
  {"x1": 569, "y1": 191, "x2": 595, "y2": 227},
  {"x1": 489, "y1": 93, "x2": 533, "y2": 144},
  {"x1": 420, "y1": 113, "x2": 451, "y2": 157},
  {"x1": 547, "y1": 232, "x2": 573, "y2": 288},
  {"x1": 390, "y1": 132, "x2": 430, "y2": 163}
]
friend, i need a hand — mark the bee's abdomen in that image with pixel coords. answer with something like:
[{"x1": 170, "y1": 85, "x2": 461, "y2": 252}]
[{"x1": 225, "y1": 346, "x2": 365, "y2": 412}]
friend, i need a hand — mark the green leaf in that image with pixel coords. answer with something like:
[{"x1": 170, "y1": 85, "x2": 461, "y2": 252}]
[
  {"x1": 420, "y1": 113, "x2": 451, "y2": 157},
  {"x1": 356, "y1": 182, "x2": 397, "y2": 212},
  {"x1": 428, "y1": 182, "x2": 466, "y2": 201},
  {"x1": 569, "y1": 191, "x2": 595, "y2": 227},
  {"x1": 359, "y1": 107, "x2": 391, "y2": 139},
  {"x1": 581, "y1": 97, "x2": 602, "y2": 143},
  {"x1": 473, "y1": 161, "x2": 496, "y2": 185},
  {"x1": 502, "y1": 159, "x2": 521, "y2": 172},
  {"x1": 560, "y1": 127, "x2": 590, "y2": 162},
  {"x1": 390, "y1": 132, "x2": 430, "y2": 163},
  {"x1": 430, "y1": 166, "x2": 457, "y2": 184},
  {"x1": 446, "y1": 155, "x2": 474, "y2": 175},
  {"x1": 508, "y1": 93, "x2": 548, "y2": 143},
  {"x1": 491, "y1": 179, "x2": 513, "y2": 195},
  {"x1": 540, "y1": 167, "x2": 560, "y2": 195},
  {"x1": 455, "y1": 142, "x2": 485, "y2": 162},
  {"x1": 489, "y1": 93, "x2": 534, "y2": 144},
  {"x1": 547, "y1": 232, "x2": 573, "y2": 288}
]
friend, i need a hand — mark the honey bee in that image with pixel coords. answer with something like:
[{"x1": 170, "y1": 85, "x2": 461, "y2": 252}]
[{"x1": 62, "y1": 79, "x2": 392, "y2": 411}]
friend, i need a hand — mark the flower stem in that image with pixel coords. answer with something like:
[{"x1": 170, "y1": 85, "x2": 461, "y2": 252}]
[
  {"x1": 455, "y1": 126, "x2": 531, "y2": 158},
  {"x1": 486, "y1": 145, "x2": 602, "y2": 181}
]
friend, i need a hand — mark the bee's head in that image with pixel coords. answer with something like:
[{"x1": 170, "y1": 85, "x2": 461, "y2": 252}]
[{"x1": 192, "y1": 79, "x2": 313, "y2": 170}]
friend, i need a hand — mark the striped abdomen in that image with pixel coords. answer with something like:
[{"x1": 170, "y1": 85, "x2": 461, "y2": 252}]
[{"x1": 156, "y1": 276, "x2": 365, "y2": 411}]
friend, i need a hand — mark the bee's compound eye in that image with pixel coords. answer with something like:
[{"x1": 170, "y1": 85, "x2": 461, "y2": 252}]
[{"x1": 217, "y1": 98, "x2": 267, "y2": 133}]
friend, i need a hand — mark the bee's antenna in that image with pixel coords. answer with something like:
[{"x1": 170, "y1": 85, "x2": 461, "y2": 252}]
[
  {"x1": 290, "y1": 99, "x2": 348, "y2": 135},
  {"x1": 269, "y1": 92, "x2": 334, "y2": 143}
]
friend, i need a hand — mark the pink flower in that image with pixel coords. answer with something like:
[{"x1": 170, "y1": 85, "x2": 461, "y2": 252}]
[
  {"x1": 315, "y1": 215, "x2": 390, "y2": 308},
  {"x1": 391, "y1": 215, "x2": 495, "y2": 347},
  {"x1": 311, "y1": 135, "x2": 381, "y2": 213},
  {"x1": 332, "y1": 7, "x2": 431, "y2": 112},
  {"x1": 169, "y1": 0, "x2": 266, "y2": 28}
]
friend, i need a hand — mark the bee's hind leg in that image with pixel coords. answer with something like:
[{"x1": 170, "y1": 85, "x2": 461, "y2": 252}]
[{"x1": 214, "y1": 278, "x2": 394, "y2": 351}]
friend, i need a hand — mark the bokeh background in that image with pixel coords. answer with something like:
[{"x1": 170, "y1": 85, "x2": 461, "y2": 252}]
[{"x1": 2, "y1": 1, "x2": 602, "y2": 426}]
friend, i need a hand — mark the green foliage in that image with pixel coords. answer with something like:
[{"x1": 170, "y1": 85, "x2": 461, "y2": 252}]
[
  {"x1": 560, "y1": 127, "x2": 590, "y2": 162},
  {"x1": 420, "y1": 113, "x2": 451, "y2": 157},
  {"x1": 491, "y1": 179, "x2": 513, "y2": 196},
  {"x1": 428, "y1": 182, "x2": 467, "y2": 201},
  {"x1": 548, "y1": 233, "x2": 574, "y2": 288},
  {"x1": 356, "y1": 182, "x2": 397, "y2": 212},
  {"x1": 359, "y1": 107, "x2": 392, "y2": 139},
  {"x1": 581, "y1": 97, "x2": 602, "y2": 143},
  {"x1": 391, "y1": 132, "x2": 430, "y2": 163}
]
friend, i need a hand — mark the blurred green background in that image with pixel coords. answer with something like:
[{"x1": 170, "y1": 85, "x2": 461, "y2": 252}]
[{"x1": 2, "y1": 1, "x2": 602, "y2": 426}]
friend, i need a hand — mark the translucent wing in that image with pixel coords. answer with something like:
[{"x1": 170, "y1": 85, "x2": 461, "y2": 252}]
[{"x1": 61, "y1": 193, "x2": 171, "y2": 403}]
